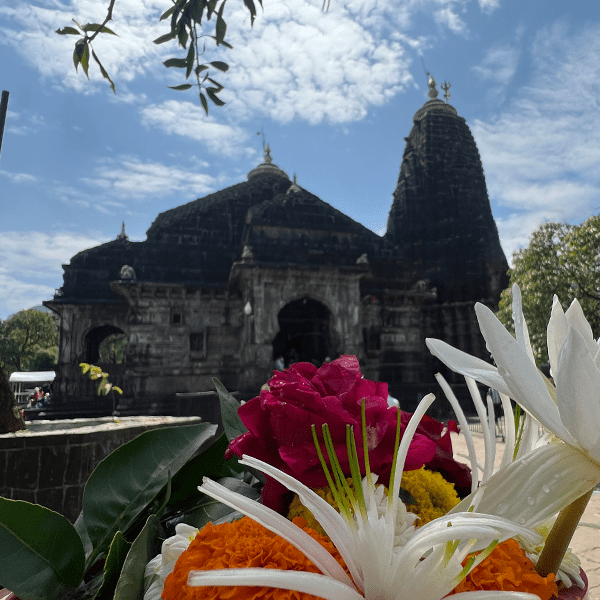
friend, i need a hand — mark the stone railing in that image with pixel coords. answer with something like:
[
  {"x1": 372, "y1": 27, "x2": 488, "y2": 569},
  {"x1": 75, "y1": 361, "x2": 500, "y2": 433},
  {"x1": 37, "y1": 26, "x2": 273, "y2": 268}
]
[{"x1": 0, "y1": 416, "x2": 202, "y2": 522}]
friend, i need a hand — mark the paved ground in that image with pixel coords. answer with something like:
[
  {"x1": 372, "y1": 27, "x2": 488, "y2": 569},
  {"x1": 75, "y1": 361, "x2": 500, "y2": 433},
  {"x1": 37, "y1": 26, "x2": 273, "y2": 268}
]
[{"x1": 451, "y1": 431, "x2": 600, "y2": 599}]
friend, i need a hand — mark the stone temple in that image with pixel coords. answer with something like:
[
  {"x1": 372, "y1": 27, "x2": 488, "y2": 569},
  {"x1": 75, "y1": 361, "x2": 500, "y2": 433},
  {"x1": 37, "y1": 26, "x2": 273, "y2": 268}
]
[{"x1": 45, "y1": 77, "x2": 508, "y2": 415}]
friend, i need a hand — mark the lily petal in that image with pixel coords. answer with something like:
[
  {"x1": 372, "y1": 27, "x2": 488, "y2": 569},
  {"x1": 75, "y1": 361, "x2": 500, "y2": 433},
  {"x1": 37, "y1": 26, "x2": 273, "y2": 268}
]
[
  {"x1": 565, "y1": 299, "x2": 597, "y2": 354},
  {"x1": 556, "y1": 327, "x2": 600, "y2": 460},
  {"x1": 188, "y1": 568, "x2": 364, "y2": 600},
  {"x1": 239, "y1": 455, "x2": 364, "y2": 586},
  {"x1": 425, "y1": 338, "x2": 513, "y2": 397},
  {"x1": 475, "y1": 303, "x2": 576, "y2": 445},
  {"x1": 510, "y1": 284, "x2": 535, "y2": 361},
  {"x1": 451, "y1": 442, "x2": 600, "y2": 527},
  {"x1": 198, "y1": 477, "x2": 354, "y2": 588},
  {"x1": 547, "y1": 296, "x2": 569, "y2": 378}
]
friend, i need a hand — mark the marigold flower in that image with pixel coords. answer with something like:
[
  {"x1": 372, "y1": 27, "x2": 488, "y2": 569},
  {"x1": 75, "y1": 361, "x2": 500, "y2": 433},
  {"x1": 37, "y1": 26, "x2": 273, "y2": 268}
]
[
  {"x1": 162, "y1": 516, "x2": 348, "y2": 600},
  {"x1": 401, "y1": 467, "x2": 460, "y2": 525},
  {"x1": 450, "y1": 538, "x2": 558, "y2": 600}
]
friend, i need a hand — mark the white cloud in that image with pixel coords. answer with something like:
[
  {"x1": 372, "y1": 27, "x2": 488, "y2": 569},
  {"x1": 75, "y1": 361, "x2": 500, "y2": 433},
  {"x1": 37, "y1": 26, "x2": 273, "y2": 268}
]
[
  {"x1": 0, "y1": 231, "x2": 108, "y2": 319},
  {"x1": 473, "y1": 20, "x2": 600, "y2": 258},
  {"x1": 477, "y1": 0, "x2": 500, "y2": 14},
  {"x1": 81, "y1": 154, "x2": 219, "y2": 198},
  {"x1": 0, "y1": 0, "x2": 477, "y2": 126},
  {"x1": 140, "y1": 101, "x2": 254, "y2": 156}
]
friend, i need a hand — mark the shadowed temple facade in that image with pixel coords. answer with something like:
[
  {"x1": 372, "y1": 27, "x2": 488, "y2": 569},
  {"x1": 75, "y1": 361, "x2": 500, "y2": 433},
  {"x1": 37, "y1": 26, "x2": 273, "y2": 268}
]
[{"x1": 45, "y1": 77, "x2": 509, "y2": 415}]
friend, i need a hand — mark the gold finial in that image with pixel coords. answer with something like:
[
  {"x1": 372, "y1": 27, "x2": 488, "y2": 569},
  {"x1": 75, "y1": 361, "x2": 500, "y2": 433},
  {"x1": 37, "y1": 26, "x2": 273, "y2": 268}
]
[
  {"x1": 427, "y1": 73, "x2": 438, "y2": 99},
  {"x1": 441, "y1": 81, "x2": 451, "y2": 102}
]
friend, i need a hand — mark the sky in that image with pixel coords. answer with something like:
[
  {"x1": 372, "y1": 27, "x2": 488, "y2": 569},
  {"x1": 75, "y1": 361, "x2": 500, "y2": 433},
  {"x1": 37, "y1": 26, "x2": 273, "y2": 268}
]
[{"x1": 0, "y1": 0, "x2": 599, "y2": 320}]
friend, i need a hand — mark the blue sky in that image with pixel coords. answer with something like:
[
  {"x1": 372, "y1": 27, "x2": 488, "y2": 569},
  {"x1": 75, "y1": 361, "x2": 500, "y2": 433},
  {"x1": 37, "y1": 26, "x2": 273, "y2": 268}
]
[{"x1": 0, "y1": 0, "x2": 599, "y2": 320}]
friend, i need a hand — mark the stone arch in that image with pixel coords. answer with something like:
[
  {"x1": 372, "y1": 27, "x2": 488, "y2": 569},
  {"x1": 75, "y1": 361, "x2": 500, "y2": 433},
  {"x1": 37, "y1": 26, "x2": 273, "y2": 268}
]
[
  {"x1": 84, "y1": 324, "x2": 127, "y2": 364},
  {"x1": 272, "y1": 297, "x2": 335, "y2": 368}
]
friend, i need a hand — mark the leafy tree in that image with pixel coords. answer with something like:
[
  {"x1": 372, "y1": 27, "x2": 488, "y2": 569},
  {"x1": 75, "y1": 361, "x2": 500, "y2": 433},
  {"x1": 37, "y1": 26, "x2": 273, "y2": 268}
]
[
  {"x1": 0, "y1": 366, "x2": 27, "y2": 433},
  {"x1": 497, "y1": 216, "x2": 600, "y2": 365},
  {"x1": 56, "y1": 0, "x2": 261, "y2": 114},
  {"x1": 0, "y1": 309, "x2": 59, "y2": 373}
]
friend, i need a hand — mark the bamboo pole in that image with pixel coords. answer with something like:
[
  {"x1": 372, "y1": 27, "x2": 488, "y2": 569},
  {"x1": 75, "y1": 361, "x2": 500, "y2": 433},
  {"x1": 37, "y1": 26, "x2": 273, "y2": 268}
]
[{"x1": 0, "y1": 90, "x2": 9, "y2": 165}]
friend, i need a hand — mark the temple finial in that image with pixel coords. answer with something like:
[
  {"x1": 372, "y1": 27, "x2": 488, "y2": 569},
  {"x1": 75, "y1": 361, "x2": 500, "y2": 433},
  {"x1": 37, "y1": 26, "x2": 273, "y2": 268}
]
[
  {"x1": 117, "y1": 221, "x2": 128, "y2": 240},
  {"x1": 441, "y1": 81, "x2": 451, "y2": 103},
  {"x1": 427, "y1": 73, "x2": 438, "y2": 99},
  {"x1": 264, "y1": 143, "x2": 272, "y2": 164}
]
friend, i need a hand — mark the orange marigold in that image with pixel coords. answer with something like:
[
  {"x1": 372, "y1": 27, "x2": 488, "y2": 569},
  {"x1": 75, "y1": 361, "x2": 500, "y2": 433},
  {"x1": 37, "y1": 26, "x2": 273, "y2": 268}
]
[
  {"x1": 162, "y1": 516, "x2": 349, "y2": 600},
  {"x1": 450, "y1": 538, "x2": 558, "y2": 600}
]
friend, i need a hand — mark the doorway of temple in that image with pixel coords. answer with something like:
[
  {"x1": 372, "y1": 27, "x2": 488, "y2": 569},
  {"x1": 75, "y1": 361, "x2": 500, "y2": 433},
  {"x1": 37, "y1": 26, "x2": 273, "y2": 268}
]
[
  {"x1": 84, "y1": 325, "x2": 127, "y2": 364},
  {"x1": 272, "y1": 297, "x2": 333, "y2": 368}
]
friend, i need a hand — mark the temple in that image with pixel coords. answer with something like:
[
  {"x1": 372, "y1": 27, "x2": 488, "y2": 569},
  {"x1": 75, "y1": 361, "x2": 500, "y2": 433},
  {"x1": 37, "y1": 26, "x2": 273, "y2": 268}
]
[{"x1": 45, "y1": 78, "x2": 508, "y2": 415}]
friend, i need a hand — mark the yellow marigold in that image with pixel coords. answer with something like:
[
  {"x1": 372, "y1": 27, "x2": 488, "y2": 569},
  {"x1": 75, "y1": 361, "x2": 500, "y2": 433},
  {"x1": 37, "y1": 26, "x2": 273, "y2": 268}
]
[
  {"x1": 401, "y1": 467, "x2": 460, "y2": 525},
  {"x1": 450, "y1": 538, "x2": 558, "y2": 600},
  {"x1": 162, "y1": 516, "x2": 348, "y2": 600},
  {"x1": 287, "y1": 478, "x2": 357, "y2": 536}
]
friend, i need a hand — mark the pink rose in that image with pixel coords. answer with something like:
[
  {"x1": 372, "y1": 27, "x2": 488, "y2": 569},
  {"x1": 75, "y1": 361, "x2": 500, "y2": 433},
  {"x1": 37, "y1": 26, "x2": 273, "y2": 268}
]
[{"x1": 227, "y1": 355, "x2": 468, "y2": 513}]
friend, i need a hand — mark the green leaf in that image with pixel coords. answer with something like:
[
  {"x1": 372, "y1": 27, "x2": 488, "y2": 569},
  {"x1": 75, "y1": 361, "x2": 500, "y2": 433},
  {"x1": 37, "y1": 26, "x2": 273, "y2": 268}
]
[
  {"x1": 153, "y1": 31, "x2": 177, "y2": 45},
  {"x1": 83, "y1": 23, "x2": 118, "y2": 35},
  {"x1": 209, "y1": 35, "x2": 233, "y2": 49},
  {"x1": 199, "y1": 91, "x2": 209, "y2": 115},
  {"x1": 160, "y1": 5, "x2": 177, "y2": 21},
  {"x1": 73, "y1": 39, "x2": 86, "y2": 71},
  {"x1": 185, "y1": 42, "x2": 195, "y2": 79},
  {"x1": 55, "y1": 26, "x2": 81, "y2": 35},
  {"x1": 82, "y1": 422, "x2": 218, "y2": 568},
  {"x1": 195, "y1": 64, "x2": 209, "y2": 76},
  {"x1": 243, "y1": 0, "x2": 257, "y2": 26},
  {"x1": 91, "y1": 49, "x2": 116, "y2": 94},
  {"x1": 207, "y1": 0, "x2": 218, "y2": 20},
  {"x1": 213, "y1": 378, "x2": 246, "y2": 442},
  {"x1": 207, "y1": 77, "x2": 223, "y2": 90},
  {"x1": 189, "y1": 0, "x2": 205, "y2": 23},
  {"x1": 172, "y1": 477, "x2": 261, "y2": 530},
  {"x1": 168, "y1": 83, "x2": 193, "y2": 90},
  {"x1": 206, "y1": 86, "x2": 224, "y2": 104},
  {"x1": 92, "y1": 531, "x2": 131, "y2": 600},
  {"x1": 81, "y1": 41, "x2": 90, "y2": 78},
  {"x1": 209, "y1": 60, "x2": 229, "y2": 72},
  {"x1": 74, "y1": 512, "x2": 93, "y2": 560},
  {"x1": 166, "y1": 433, "x2": 230, "y2": 511},
  {"x1": 178, "y1": 24, "x2": 189, "y2": 48},
  {"x1": 163, "y1": 57, "x2": 188, "y2": 68},
  {"x1": 216, "y1": 14, "x2": 227, "y2": 44},
  {"x1": 0, "y1": 498, "x2": 85, "y2": 600},
  {"x1": 113, "y1": 515, "x2": 159, "y2": 600}
]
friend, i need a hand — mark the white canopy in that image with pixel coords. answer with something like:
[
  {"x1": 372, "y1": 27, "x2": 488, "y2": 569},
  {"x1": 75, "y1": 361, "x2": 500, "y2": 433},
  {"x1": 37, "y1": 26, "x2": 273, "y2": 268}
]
[{"x1": 9, "y1": 371, "x2": 55, "y2": 384}]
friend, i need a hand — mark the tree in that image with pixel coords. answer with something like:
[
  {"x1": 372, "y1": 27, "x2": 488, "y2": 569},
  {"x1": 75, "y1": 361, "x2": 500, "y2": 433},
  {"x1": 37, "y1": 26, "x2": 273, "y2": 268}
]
[
  {"x1": 0, "y1": 366, "x2": 26, "y2": 433},
  {"x1": 497, "y1": 216, "x2": 600, "y2": 365},
  {"x1": 0, "y1": 309, "x2": 59, "y2": 373},
  {"x1": 56, "y1": 0, "x2": 261, "y2": 114}
]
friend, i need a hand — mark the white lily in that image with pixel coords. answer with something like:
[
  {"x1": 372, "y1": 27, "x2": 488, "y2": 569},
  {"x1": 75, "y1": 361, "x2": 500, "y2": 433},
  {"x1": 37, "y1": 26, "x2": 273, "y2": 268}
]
[
  {"x1": 426, "y1": 284, "x2": 600, "y2": 527},
  {"x1": 187, "y1": 395, "x2": 542, "y2": 600}
]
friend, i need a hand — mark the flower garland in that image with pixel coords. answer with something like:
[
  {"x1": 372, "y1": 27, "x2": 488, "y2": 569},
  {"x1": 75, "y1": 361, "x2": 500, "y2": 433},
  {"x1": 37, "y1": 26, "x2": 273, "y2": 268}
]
[
  {"x1": 450, "y1": 538, "x2": 558, "y2": 600},
  {"x1": 162, "y1": 516, "x2": 348, "y2": 600}
]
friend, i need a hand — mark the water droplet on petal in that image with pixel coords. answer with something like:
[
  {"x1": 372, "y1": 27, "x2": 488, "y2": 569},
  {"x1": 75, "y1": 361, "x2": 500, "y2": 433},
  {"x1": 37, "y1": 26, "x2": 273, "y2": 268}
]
[
  {"x1": 519, "y1": 517, "x2": 527, "y2": 524},
  {"x1": 542, "y1": 485, "x2": 550, "y2": 493},
  {"x1": 527, "y1": 496, "x2": 535, "y2": 505}
]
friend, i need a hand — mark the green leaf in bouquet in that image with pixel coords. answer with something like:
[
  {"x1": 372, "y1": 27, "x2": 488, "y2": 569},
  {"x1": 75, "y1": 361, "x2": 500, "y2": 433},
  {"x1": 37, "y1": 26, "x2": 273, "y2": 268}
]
[
  {"x1": 113, "y1": 515, "x2": 160, "y2": 600},
  {"x1": 213, "y1": 377, "x2": 247, "y2": 441},
  {"x1": 166, "y1": 433, "x2": 229, "y2": 510},
  {"x1": 74, "y1": 512, "x2": 93, "y2": 561},
  {"x1": 83, "y1": 422, "x2": 217, "y2": 568},
  {"x1": 0, "y1": 497, "x2": 85, "y2": 600},
  {"x1": 169, "y1": 476, "x2": 261, "y2": 531},
  {"x1": 92, "y1": 531, "x2": 131, "y2": 600}
]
